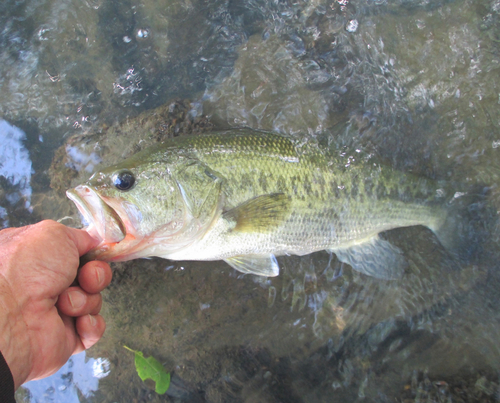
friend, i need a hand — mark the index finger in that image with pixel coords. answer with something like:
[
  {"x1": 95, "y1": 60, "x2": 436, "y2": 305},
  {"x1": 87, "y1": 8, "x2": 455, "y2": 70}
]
[{"x1": 78, "y1": 261, "x2": 112, "y2": 294}]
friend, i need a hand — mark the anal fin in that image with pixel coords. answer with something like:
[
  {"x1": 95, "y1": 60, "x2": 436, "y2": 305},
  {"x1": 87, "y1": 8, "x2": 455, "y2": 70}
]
[
  {"x1": 224, "y1": 254, "x2": 280, "y2": 277},
  {"x1": 329, "y1": 236, "x2": 407, "y2": 280}
]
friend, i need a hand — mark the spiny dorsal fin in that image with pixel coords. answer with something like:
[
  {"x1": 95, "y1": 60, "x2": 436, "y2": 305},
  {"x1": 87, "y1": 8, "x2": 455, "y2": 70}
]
[
  {"x1": 223, "y1": 193, "x2": 291, "y2": 233},
  {"x1": 224, "y1": 254, "x2": 280, "y2": 277}
]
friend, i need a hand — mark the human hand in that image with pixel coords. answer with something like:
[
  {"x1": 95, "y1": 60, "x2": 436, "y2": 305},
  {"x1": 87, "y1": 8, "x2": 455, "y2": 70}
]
[{"x1": 0, "y1": 220, "x2": 112, "y2": 389}]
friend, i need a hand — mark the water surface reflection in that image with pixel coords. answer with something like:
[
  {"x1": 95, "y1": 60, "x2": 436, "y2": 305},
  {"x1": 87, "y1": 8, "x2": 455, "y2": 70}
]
[
  {"x1": 0, "y1": 120, "x2": 33, "y2": 227},
  {"x1": 21, "y1": 352, "x2": 110, "y2": 403}
]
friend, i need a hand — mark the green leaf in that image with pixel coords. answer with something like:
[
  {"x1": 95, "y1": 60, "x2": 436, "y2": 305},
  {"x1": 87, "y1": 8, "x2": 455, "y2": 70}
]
[{"x1": 124, "y1": 345, "x2": 171, "y2": 394}]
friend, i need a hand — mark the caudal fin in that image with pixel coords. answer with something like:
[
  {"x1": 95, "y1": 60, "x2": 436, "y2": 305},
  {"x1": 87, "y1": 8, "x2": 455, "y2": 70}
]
[{"x1": 433, "y1": 186, "x2": 493, "y2": 260}]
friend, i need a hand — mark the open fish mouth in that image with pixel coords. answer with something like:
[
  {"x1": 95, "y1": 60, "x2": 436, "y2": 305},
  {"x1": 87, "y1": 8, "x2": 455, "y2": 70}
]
[{"x1": 66, "y1": 185, "x2": 126, "y2": 245}]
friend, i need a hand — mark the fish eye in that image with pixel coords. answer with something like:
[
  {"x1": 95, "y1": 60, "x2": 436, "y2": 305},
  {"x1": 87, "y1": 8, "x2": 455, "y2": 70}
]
[{"x1": 112, "y1": 170, "x2": 135, "y2": 191}]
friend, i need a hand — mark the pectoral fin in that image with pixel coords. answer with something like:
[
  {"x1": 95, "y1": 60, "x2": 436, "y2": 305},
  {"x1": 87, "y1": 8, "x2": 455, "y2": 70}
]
[
  {"x1": 223, "y1": 193, "x2": 291, "y2": 233},
  {"x1": 224, "y1": 254, "x2": 280, "y2": 277},
  {"x1": 329, "y1": 236, "x2": 407, "y2": 280}
]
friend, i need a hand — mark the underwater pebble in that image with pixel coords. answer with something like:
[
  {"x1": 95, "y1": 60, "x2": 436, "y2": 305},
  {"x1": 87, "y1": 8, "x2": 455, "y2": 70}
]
[{"x1": 346, "y1": 19, "x2": 359, "y2": 32}]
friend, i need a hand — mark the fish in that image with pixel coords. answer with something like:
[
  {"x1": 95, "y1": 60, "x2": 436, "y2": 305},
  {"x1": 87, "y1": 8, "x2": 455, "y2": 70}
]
[{"x1": 66, "y1": 128, "x2": 471, "y2": 280}]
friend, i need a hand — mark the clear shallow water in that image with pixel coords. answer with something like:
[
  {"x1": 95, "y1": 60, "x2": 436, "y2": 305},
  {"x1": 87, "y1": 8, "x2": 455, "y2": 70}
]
[{"x1": 2, "y1": 0, "x2": 500, "y2": 401}]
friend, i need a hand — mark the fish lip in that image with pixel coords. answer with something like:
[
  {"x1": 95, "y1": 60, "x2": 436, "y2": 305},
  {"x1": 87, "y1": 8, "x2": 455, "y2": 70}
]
[{"x1": 66, "y1": 185, "x2": 126, "y2": 244}]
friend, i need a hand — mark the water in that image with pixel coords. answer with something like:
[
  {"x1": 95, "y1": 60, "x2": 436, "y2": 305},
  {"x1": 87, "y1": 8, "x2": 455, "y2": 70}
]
[{"x1": 2, "y1": 0, "x2": 500, "y2": 401}]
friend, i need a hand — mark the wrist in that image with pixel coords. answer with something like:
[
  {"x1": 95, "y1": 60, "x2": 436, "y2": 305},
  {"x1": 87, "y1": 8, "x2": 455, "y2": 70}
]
[{"x1": 0, "y1": 277, "x2": 31, "y2": 389}]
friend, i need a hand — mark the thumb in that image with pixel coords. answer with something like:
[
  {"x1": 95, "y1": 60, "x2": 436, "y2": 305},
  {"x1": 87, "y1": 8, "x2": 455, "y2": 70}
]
[{"x1": 65, "y1": 226, "x2": 100, "y2": 257}]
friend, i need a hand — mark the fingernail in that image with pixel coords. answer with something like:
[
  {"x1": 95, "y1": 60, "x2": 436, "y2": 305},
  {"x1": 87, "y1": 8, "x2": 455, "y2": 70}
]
[
  {"x1": 89, "y1": 314, "x2": 97, "y2": 326},
  {"x1": 96, "y1": 265, "x2": 104, "y2": 286},
  {"x1": 68, "y1": 290, "x2": 86, "y2": 309}
]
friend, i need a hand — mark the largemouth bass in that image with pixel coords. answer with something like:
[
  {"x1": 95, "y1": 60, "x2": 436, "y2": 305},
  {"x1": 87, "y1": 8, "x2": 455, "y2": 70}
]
[{"x1": 67, "y1": 128, "x2": 466, "y2": 279}]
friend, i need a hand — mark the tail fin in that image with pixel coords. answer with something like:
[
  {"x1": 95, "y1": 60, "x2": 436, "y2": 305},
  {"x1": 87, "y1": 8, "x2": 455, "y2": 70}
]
[{"x1": 433, "y1": 185, "x2": 493, "y2": 261}]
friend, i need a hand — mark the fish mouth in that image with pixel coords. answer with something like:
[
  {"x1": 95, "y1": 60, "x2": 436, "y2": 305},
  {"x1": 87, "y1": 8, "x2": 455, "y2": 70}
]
[{"x1": 66, "y1": 185, "x2": 127, "y2": 245}]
